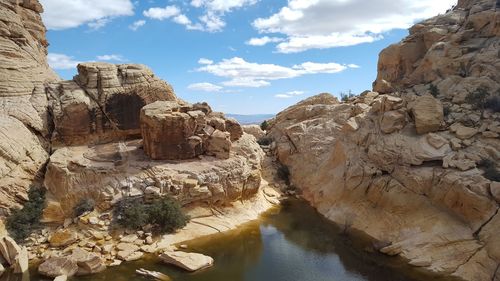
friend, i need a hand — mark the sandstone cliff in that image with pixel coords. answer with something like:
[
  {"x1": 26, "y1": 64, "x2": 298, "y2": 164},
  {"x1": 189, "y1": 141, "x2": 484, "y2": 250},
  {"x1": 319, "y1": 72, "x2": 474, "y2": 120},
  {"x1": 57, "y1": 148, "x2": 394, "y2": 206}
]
[
  {"x1": 269, "y1": 1, "x2": 500, "y2": 280},
  {"x1": 0, "y1": 0, "x2": 58, "y2": 214}
]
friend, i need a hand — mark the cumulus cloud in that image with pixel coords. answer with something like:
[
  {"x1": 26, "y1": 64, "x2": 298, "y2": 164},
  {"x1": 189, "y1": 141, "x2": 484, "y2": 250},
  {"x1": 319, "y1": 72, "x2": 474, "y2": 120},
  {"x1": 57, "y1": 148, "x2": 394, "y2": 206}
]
[
  {"x1": 40, "y1": 0, "x2": 134, "y2": 30},
  {"x1": 246, "y1": 36, "x2": 284, "y2": 46},
  {"x1": 253, "y1": 0, "x2": 456, "y2": 53},
  {"x1": 129, "y1": 20, "x2": 146, "y2": 31},
  {"x1": 48, "y1": 53, "x2": 81, "y2": 70},
  {"x1": 143, "y1": 5, "x2": 202, "y2": 30},
  {"x1": 188, "y1": 82, "x2": 223, "y2": 92},
  {"x1": 96, "y1": 54, "x2": 125, "y2": 61},
  {"x1": 143, "y1": 6, "x2": 181, "y2": 20},
  {"x1": 275, "y1": 91, "x2": 305, "y2": 98},
  {"x1": 198, "y1": 58, "x2": 214, "y2": 65},
  {"x1": 196, "y1": 57, "x2": 357, "y2": 88},
  {"x1": 190, "y1": 0, "x2": 258, "y2": 32}
]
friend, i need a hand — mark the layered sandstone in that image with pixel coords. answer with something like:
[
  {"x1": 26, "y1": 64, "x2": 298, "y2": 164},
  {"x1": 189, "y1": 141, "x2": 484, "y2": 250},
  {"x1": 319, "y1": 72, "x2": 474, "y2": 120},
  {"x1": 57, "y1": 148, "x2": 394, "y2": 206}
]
[
  {"x1": 140, "y1": 101, "x2": 242, "y2": 160},
  {"x1": 0, "y1": 0, "x2": 58, "y2": 214},
  {"x1": 269, "y1": 1, "x2": 500, "y2": 280}
]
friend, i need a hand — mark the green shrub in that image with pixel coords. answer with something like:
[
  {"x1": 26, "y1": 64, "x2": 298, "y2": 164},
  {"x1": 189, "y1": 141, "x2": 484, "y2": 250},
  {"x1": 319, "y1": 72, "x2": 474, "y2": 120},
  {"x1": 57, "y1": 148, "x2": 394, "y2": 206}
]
[
  {"x1": 484, "y1": 95, "x2": 500, "y2": 113},
  {"x1": 148, "y1": 197, "x2": 189, "y2": 233},
  {"x1": 74, "y1": 198, "x2": 95, "y2": 217},
  {"x1": 114, "y1": 198, "x2": 149, "y2": 230},
  {"x1": 340, "y1": 90, "x2": 356, "y2": 102},
  {"x1": 479, "y1": 159, "x2": 500, "y2": 182},
  {"x1": 465, "y1": 88, "x2": 489, "y2": 110},
  {"x1": 114, "y1": 196, "x2": 189, "y2": 234},
  {"x1": 6, "y1": 187, "x2": 46, "y2": 242},
  {"x1": 260, "y1": 120, "x2": 269, "y2": 131},
  {"x1": 429, "y1": 84, "x2": 440, "y2": 97}
]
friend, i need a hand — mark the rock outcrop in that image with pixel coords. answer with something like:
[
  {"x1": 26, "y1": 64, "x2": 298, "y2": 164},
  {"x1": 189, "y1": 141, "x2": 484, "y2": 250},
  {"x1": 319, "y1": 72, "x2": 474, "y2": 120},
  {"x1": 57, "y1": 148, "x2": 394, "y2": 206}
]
[
  {"x1": 47, "y1": 63, "x2": 177, "y2": 147},
  {"x1": 0, "y1": 0, "x2": 59, "y2": 214},
  {"x1": 140, "y1": 101, "x2": 242, "y2": 160},
  {"x1": 268, "y1": 1, "x2": 500, "y2": 280}
]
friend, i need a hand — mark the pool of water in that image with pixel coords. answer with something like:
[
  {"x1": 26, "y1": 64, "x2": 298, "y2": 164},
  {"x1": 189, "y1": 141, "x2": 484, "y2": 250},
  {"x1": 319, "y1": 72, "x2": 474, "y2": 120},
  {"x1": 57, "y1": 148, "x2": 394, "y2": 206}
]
[{"x1": 15, "y1": 199, "x2": 457, "y2": 281}]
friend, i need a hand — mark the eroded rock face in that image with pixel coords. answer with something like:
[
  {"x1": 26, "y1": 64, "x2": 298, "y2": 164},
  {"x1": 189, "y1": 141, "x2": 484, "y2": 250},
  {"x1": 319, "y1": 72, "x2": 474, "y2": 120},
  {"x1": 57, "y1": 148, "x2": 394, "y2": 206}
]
[
  {"x1": 47, "y1": 63, "x2": 177, "y2": 146},
  {"x1": 140, "y1": 101, "x2": 242, "y2": 160},
  {"x1": 0, "y1": 0, "x2": 59, "y2": 214},
  {"x1": 268, "y1": 92, "x2": 499, "y2": 280},
  {"x1": 373, "y1": 0, "x2": 500, "y2": 99},
  {"x1": 43, "y1": 133, "x2": 264, "y2": 220}
]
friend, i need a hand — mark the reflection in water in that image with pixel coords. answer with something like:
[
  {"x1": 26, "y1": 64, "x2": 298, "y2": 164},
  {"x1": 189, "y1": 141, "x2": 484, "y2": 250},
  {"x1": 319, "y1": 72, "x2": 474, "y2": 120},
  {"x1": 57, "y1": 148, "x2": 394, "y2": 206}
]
[{"x1": 11, "y1": 199, "x2": 459, "y2": 281}]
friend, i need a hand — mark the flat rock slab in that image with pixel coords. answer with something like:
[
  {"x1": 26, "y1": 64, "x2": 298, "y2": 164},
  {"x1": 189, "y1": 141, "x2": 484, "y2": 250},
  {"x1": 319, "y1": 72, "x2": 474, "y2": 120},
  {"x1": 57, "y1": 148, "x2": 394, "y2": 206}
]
[{"x1": 159, "y1": 251, "x2": 213, "y2": 272}]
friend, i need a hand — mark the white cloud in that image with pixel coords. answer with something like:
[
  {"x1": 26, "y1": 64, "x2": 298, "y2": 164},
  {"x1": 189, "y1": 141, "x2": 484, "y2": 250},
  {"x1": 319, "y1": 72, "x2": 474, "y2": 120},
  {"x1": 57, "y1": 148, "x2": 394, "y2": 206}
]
[
  {"x1": 96, "y1": 54, "x2": 125, "y2": 61},
  {"x1": 196, "y1": 57, "x2": 357, "y2": 88},
  {"x1": 275, "y1": 91, "x2": 305, "y2": 98},
  {"x1": 129, "y1": 20, "x2": 146, "y2": 31},
  {"x1": 198, "y1": 58, "x2": 214, "y2": 65},
  {"x1": 188, "y1": 0, "x2": 258, "y2": 32},
  {"x1": 40, "y1": 0, "x2": 134, "y2": 30},
  {"x1": 143, "y1": 6, "x2": 181, "y2": 20},
  {"x1": 48, "y1": 53, "x2": 81, "y2": 70},
  {"x1": 253, "y1": 0, "x2": 456, "y2": 53},
  {"x1": 188, "y1": 82, "x2": 223, "y2": 92},
  {"x1": 246, "y1": 36, "x2": 284, "y2": 46}
]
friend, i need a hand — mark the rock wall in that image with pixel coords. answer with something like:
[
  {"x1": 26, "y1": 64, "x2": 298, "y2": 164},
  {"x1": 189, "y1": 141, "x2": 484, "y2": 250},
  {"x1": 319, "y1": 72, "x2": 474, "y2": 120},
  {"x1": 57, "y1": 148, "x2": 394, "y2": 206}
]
[
  {"x1": 374, "y1": 0, "x2": 500, "y2": 101},
  {"x1": 0, "y1": 0, "x2": 59, "y2": 214},
  {"x1": 269, "y1": 1, "x2": 500, "y2": 280}
]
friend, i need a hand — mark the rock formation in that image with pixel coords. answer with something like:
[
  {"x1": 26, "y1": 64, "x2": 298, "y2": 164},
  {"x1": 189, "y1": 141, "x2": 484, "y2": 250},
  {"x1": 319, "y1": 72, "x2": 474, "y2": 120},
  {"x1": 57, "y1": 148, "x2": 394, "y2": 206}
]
[
  {"x1": 47, "y1": 63, "x2": 177, "y2": 147},
  {"x1": 140, "y1": 101, "x2": 242, "y2": 160},
  {"x1": 268, "y1": 1, "x2": 500, "y2": 280},
  {"x1": 0, "y1": 0, "x2": 59, "y2": 214}
]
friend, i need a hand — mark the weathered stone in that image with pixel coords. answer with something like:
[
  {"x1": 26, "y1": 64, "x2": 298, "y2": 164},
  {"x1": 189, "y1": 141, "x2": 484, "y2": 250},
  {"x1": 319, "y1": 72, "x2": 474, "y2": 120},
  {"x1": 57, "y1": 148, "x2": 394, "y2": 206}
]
[
  {"x1": 242, "y1": 125, "x2": 265, "y2": 139},
  {"x1": 38, "y1": 257, "x2": 79, "y2": 278},
  {"x1": 48, "y1": 63, "x2": 177, "y2": 146},
  {"x1": 490, "y1": 182, "x2": 500, "y2": 204},
  {"x1": 159, "y1": 251, "x2": 214, "y2": 272},
  {"x1": 380, "y1": 111, "x2": 405, "y2": 133},
  {"x1": 225, "y1": 118, "x2": 243, "y2": 141},
  {"x1": 12, "y1": 247, "x2": 28, "y2": 274},
  {"x1": 70, "y1": 248, "x2": 106, "y2": 276},
  {"x1": 450, "y1": 123, "x2": 478, "y2": 140},
  {"x1": 49, "y1": 229, "x2": 78, "y2": 248},
  {"x1": 412, "y1": 95, "x2": 443, "y2": 134},
  {"x1": 206, "y1": 130, "x2": 232, "y2": 159},
  {"x1": 54, "y1": 275, "x2": 68, "y2": 281}
]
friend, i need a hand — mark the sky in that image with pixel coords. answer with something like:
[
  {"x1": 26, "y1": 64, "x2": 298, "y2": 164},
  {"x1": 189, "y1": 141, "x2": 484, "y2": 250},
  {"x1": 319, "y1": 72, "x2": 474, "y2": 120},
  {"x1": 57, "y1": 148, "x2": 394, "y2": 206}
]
[{"x1": 41, "y1": 0, "x2": 456, "y2": 115}]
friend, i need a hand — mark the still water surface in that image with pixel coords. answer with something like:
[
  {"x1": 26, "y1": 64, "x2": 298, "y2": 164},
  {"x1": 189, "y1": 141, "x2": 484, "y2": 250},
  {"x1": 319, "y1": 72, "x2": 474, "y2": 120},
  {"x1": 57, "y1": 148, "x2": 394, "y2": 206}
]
[{"x1": 18, "y1": 200, "x2": 456, "y2": 281}]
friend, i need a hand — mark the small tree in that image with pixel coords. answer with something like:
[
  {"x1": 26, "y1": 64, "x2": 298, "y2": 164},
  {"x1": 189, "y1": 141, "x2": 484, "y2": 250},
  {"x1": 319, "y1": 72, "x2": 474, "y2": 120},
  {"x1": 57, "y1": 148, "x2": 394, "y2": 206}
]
[
  {"x1": 465, "y1": 87, "x2": 488, "y2": 110},
  {"x1": 260, "y1": 120, "x2": 269, "y2": 131},
  {"x1": 429, "y1": 84, "x2": 440, "y2": 97},
  {"x1": 6, "y1": 187, "x2": 46, "y2": 241},
  {"x1": 340, "y1": 90, "x2": 356, "y2": 102}
]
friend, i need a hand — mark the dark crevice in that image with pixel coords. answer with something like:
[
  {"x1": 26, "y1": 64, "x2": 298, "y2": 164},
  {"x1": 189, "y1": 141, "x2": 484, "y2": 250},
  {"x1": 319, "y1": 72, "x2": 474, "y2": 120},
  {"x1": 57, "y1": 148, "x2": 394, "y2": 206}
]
[{"x1": 473, "y1": 207, "x2": 499, "y2": 239}]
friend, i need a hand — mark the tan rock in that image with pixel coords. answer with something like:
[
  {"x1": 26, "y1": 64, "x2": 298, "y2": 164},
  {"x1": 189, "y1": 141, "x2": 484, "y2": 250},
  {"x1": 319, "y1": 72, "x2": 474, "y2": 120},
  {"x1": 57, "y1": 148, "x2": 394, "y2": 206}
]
[
  {"x1": 206, "y1": 130, "x2": 232, "y2": 159},
  {"x1": 380, "y1": 111, "x2": 405, "y2": 133},
  {"x1": 49, "y1": 229, "x2": 78, "y2": 248},
  {"x1": 38, "y1": 257, "x2": 79, "y2": 278},
  {"x1": 159, "y1": 251, "x2": 214, "y2": 272},
  {"x1": 490, "y1": 182, "x2": 500, "y2": 204},
  {"x1": 54, "y1": 275, "x2": 68, "y2": 281},
  {"x1": 412, "y1": 95, "x2": 443, "y2": 134},
  {"x1": 450, "y1": 123, "x2": 478, "y2": 140},
  {"x1": 242, "y1": 125, "x2": 265, "y2": 139},
  {"x1": 12, "y1": 247, "x2": 28, "y2": 274}
]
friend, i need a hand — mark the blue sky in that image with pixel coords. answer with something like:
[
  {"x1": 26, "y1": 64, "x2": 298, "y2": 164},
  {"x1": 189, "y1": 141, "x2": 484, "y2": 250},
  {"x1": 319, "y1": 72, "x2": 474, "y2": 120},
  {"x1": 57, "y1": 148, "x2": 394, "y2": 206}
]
[{"x1": 41, "y1": 0, "x2": 455, "y2": 114}]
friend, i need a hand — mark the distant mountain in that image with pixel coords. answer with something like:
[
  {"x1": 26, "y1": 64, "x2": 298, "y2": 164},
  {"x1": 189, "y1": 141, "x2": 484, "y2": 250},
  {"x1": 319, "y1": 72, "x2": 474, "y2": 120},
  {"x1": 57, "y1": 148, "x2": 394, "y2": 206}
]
[{"x1": 226, "y1": 114, "x2": 275, "y2": 125}]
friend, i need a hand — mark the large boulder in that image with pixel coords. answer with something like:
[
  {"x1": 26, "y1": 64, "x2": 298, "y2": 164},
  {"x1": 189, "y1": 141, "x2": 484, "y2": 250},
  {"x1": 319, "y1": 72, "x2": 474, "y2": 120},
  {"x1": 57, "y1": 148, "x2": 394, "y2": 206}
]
[
  {"x1": 140, "y1": 101, "x2": 243, "y2": 160},
  {"x1": 159, "y1": 251, "x2": 213, "y2": 272},
  {"x1": 47, "y1": 63, "x2": 177, "y2": 146},
  {"x1": 411, "y1": 94, "x2": 443, "y2": 134},
  {"x1": 38, "y1": 257, "x2": 79, "y2": 278}
]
